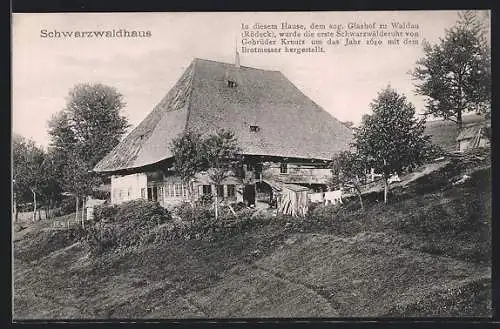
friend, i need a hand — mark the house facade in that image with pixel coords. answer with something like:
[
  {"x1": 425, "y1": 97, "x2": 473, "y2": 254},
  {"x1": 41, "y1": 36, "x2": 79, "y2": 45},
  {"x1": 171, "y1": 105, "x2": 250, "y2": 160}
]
[{"x1": 94, "y1": 55, "x2": 353, "y2": 208}]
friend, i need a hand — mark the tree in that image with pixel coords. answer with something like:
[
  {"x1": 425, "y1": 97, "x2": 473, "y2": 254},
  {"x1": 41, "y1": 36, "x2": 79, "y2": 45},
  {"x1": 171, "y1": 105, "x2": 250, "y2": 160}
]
[
  {"x1": 354, "y1": 86, "x2": 431, "y2": 204},
  {"x1": 203, "y1": 130, "x2": 242, "y2": 220},
  {"x1": 170, "y1": 129, "x2": 241, "y2": 218},
  {"x1": 342, "y1": 121, "x2": 354, "y2": 129},
  {"x1": 171, "y1": 130, "x2": 208, "y2": 205},
  {"x1": 330, "y1": 151, "x2": 367, "y2": 211},
  {"x1": 48, "y1": 83, "x2": 129, "y2": 224},
  {"x1": 412, "y1": 10, "x2": 491, "y2": 128},
  {"x1": 12, "y1": 135, "x2": 47, "y2": 221},
  {"x1": 39, "y1": 149, "x2": 64, "y2": 218}
]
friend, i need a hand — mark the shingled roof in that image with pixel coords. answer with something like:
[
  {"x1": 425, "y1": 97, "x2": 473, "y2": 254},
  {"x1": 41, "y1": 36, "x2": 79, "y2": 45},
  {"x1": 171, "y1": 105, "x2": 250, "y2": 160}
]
[{"x1": 94, "y1": 58, "x2": 354, "y2": 173}]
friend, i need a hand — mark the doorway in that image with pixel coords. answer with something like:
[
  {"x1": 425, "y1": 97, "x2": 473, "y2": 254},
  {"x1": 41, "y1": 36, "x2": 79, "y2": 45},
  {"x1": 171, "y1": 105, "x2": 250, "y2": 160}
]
[{"x1": 243, "y1": 184, "x2": 256, "y2": 206}]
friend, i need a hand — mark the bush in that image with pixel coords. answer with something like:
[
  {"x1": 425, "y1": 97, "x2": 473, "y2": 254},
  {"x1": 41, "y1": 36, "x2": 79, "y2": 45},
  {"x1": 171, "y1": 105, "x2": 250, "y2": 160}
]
[
  {"x1": 60, "y1": 197, "x2": 76, "y2": 216},
  {"x1": 199, "y1": 194, "x2": 213, "y2": 205},
  {"x1": 93, "y1": 203, "x2": 118, "y2": 223},
  {"x1": 174, "y1": 203, "x2": 282, "y2": 242},
  {"x1": 85, "y1": 200, "x2": 172, "y2": 254},
  {"x1": 398, "y1": 197, "x2": 488, "y2": 237},
  {"x1": 174, "y1": 203, "x2": 213, "y2": 224},
  {"x1": 90, "y1": 189, "x2": 110, "y2": 201}
]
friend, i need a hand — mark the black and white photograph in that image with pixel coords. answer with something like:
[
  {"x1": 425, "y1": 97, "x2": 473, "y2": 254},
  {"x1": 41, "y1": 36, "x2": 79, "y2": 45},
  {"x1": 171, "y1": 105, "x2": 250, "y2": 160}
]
[{"x1": 12, "y1": 10, "x2": 492, "y2": 319}]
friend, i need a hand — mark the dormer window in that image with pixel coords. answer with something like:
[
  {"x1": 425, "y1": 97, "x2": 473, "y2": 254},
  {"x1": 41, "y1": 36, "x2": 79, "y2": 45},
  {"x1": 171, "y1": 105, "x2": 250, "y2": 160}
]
[
  {"x1": 227, "y1": 80, "x2": 237, "y2": 88},
  {"x1": 250, "y1": 125, "x2": 260, "y2": 132},
  {"x1": 280, "y1": 162, "x2": 288, "y2": 174}
]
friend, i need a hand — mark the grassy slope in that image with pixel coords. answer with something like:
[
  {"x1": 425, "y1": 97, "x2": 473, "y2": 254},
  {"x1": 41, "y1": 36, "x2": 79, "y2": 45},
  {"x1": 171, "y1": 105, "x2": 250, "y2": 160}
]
[
  {"x1": 424, "y1": 114, "x2": 486, "y2": 152},
  {"x1": 13, "y1": 163, "x2": 491, "y2": 319}
]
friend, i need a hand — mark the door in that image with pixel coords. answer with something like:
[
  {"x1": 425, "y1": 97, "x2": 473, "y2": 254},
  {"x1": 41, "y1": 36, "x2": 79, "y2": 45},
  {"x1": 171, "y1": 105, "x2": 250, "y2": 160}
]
[{"x1": 243, "y1": 184, "x2": 256, "y2": 206}]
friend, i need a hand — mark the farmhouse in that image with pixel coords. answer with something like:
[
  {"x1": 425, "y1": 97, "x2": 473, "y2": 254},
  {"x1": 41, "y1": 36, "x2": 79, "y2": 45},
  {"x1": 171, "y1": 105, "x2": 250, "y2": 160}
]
[{"x1": 93, "y1": 55, "x2": 353, "y2": 208}]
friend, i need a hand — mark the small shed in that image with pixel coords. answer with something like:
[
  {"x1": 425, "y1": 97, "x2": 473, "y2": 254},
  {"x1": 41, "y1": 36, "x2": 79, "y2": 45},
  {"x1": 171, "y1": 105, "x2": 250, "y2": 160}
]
[
  {"x1": 86, "y1": 198, "x2": 106, "y2": 221},
  {"x1": 456, "y1": 124, "x2": 490, "y2": 152},
  {"x1": 272, "y1": 182, "x2": 309, "y2": 217}
]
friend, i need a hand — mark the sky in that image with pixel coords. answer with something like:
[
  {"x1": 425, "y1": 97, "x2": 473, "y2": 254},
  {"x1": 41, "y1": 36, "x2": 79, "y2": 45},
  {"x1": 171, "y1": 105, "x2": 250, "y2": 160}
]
[{"x1": 12, "y1": 10, "x2": 490, "y2": 149}]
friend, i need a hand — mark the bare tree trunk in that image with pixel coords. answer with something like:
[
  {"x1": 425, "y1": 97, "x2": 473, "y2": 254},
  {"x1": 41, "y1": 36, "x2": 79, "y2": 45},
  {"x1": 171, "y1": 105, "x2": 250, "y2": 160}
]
[
  {"x1": 188, "y1": 180, "x2": 195, "y2": 207},
  {"x1": 75, "y1": 195, "x2": 79, "y2": 223},
  {"x1": 214, "y1": 194, "x2": 218, "y2": 220},
  {"x1": 32, "y1": 189, "x2": 37, "y2": 222},
  {"x1": 47, "y1": 200, "x2": 52, "y2": 219},
  {"x1": 457, "y1": 109, "x2": 463, "y2": 130},
  {"x1": 383, "y1": 178, "x2": 389, "y2": 204},
  {"x1": 81, "y1": 197, "x2": 86, "y2": 229},
  {"x1": 357, "y1": 189, "x2": 364, "y2": 211}
]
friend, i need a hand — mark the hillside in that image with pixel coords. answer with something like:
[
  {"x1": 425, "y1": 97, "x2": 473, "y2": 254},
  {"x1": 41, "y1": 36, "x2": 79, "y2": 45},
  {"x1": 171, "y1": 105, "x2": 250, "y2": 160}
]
[{"x1": 13, "y1": 152, "x2": 491, "y2": 319}]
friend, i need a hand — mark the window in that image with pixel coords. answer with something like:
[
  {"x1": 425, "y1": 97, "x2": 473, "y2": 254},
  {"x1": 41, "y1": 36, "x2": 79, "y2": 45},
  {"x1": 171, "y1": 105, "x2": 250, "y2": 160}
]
[
  {"x1": 169, "y1": 183, "x2": 175, "y2": 197},
  {"x1": 152, "y1": 186, "x2": 158, "y2": 201},
  {"x1": 202, "y1": 185, "x2": 211, "y2": 195},
  {"x1": 250, "y1": 125, "x2": 260, "y2": 132},
  {"x1": 175, "y1": 184, "x2": 182, "y2": 197},
  {"x1": 216, "y1": 185, "x2": 224, "y2": 198},
  {"x1": 254, "y1": 163, "x2": 263, "y2": 179},
  {"x1": 227, "y1": 184, "x2": 235, "y2": 198},
  {"x1": 280, "y1": 162, "x2": 288, "y2": 174},
  {"x1": 227, "y1": 80, "x2": 236, "y2": 88},
  {"x1": 158, "y1": 186, "x2": 164, "y2": 201},
  {"x1": 140, "y1": 188, "x2": 146, "y2": 199},
  {"x1": 182, "y1": 184, "x2": 188, "y2": 198},
  {"x1": 147, "y1": 187, "x2": 152, "y2": 201},
  {"x1": 127, "y1": 188, "x2": 132, "y2": 198}
]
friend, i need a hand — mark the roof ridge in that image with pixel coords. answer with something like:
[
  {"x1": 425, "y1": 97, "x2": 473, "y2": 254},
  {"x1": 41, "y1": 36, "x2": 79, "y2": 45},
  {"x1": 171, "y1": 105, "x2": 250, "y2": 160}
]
[
  {"x1": 183, "y1": 59, "x2": 197, "y2": 132},
  {"x1": 193, "y1": 57, "x2": 280, "y2": 73}
]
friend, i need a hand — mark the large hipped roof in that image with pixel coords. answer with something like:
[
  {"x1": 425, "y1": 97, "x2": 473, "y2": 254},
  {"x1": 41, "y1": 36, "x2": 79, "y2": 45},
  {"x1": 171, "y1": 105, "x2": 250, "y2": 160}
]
[{"x1": 94, "y1": 58, "x2": 353, "y2": 173}]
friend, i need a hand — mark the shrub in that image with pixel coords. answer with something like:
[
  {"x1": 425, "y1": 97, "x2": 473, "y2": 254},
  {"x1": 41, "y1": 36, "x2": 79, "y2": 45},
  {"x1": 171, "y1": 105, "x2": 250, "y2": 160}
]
[
  {"x1": 175, "y1": 203, "x2": 283, "y2": 242},
  {"x1": 85, "y1": 200, "x2": 172, "y2": 254},
  {"x1": 60, "y1": 197, "x2": 76, "y2": 215},
  {"x1": 174, "y1": 203, "x2": 213, "y2": 224},
  {"x1": 90, "y1": 189, "x2": 110, "y2": 201},
  {"x1": 199, "y1": 194, "x2": 213, "y2": 205},
  {"x1": 93, "y1": 203, "x2": 118, "y2": 223}
]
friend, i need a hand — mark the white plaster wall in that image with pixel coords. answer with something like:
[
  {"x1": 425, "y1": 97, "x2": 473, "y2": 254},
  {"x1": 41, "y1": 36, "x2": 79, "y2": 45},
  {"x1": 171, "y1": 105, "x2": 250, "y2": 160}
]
[{"x1": 111, "y1": 173, "x2": 148, "y2": 204}]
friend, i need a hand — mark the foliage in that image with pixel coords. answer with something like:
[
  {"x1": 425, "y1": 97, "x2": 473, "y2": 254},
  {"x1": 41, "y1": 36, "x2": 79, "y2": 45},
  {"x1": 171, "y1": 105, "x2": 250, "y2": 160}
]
[
  {"x1": 412, "y1": 10, "x2": 491, "y2": 126},
  {"x1": 203, "y1": 129, "x2": 242, "y2": 219},
  {"x1": 353, "y1": 86, "x2": 432, "y2": 203},
  {"x1": 12, "y1": 134, "x2": 62, "y2": 218},
  {"x1": 85, "y1": 200, "x2": 171, "y2": 253},
  {"x1": 13, "y1": 135, "x2": 44, "y2": 202},
  {"x1": 173, "y1": 202, "x2": 213, "y2": 224},
  {"x1": 171, "y1": 130, "x2": 208, "y2": 199},
  {"x1": 170, "y1": 129, "x2": 242, "y2": 219},
  {"x1": 203, "y1": 129, "x2": 242, "y2": 186},
  {"x1": 59, "y1": 197, "x2": 77, "y2": 216},
  {"x1": 330, "y1": 151, "x2": 368, "y2": 209},
  {"x1": 47, "y1": 83, "x2": 129, "y2": 219},
  {"x1": 182, "y1": 207, "x2": 275, "y2": 242}
]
